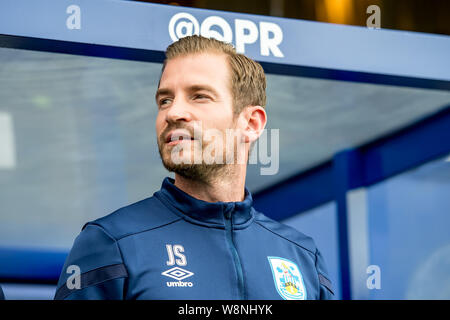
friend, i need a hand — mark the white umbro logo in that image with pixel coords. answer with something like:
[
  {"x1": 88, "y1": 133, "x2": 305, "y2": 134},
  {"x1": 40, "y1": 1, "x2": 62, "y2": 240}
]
[
  {"x1": 163, "y1": 244, "x2": 194, "y2": 287},
  {"x1": 161, "y1": 267, "x2": 194, "y2": 281}
]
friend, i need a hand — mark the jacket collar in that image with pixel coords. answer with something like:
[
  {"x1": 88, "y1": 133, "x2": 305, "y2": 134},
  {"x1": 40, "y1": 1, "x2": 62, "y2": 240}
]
[{"x1": 155, "y1": 177, "x2": 254, "y2": 228}]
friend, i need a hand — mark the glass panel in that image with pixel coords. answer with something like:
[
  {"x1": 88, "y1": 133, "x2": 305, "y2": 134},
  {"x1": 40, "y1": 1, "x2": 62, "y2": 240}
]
[
  {"x1": 367, "y1": 155, "x2": 450, "y2": 299},
  {"x1": 247, "y1": 73, "x2": 450, "y2": 191},
  {"x1": 0, "y1": 47, "x2": 165, "y2": 249}
]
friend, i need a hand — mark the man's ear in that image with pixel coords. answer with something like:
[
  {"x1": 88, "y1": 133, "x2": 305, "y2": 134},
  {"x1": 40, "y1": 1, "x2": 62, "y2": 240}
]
[{"x1": 239, "y1": 106, "x2": 267, "y2": 143}]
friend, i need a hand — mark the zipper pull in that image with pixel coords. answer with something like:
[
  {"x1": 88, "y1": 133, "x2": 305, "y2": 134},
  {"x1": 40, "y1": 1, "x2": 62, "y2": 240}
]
[{"x1": 224, "y1": 204, "x2": 235, "y2": 220}]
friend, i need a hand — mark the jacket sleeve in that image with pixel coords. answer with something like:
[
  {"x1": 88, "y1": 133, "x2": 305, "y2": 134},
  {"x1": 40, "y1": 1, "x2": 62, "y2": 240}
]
[
  {"x1": 54, "y1": 223, "x2": 128, "y2": 300},
  {"x1": 315, "y1": 248, "x2": 334, "y2": 300}
]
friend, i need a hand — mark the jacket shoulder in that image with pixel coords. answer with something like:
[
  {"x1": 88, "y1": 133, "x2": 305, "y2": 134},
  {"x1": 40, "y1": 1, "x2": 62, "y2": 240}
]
[
  {"x1": 254, "y1": 210, "x2": 335, "y2": 298},
  {"x1": 253, "y1": 210, "x2": 317, "y2": 254},
  {"x1": 84, "y1": 195, "x2": 182, "y2": 240}
]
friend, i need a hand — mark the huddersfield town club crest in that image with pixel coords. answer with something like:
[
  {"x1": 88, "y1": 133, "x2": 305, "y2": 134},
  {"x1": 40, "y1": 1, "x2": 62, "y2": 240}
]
[{"x1": 267, "y1": 256, "x2": 307, "y2": 300}]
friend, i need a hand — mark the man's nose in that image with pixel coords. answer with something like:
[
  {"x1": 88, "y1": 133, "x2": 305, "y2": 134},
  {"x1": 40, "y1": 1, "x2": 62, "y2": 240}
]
[{"x1": 166, "y1": 97, "x2": 192, "y2": 123}]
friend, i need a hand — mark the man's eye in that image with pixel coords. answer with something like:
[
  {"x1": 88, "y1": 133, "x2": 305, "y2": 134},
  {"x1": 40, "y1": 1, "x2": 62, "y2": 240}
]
[
  {"x1": 193, "y1": 94, "x2": 209, "y2": 100},
  {"x1": 159, "y1": 98, "x2": 171, "y2": 106}
]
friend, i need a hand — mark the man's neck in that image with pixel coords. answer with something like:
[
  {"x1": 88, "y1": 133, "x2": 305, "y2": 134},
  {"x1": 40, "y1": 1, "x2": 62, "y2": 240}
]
[{"x1": 174, "y1": 165, "x2": 246, "y2": 203}]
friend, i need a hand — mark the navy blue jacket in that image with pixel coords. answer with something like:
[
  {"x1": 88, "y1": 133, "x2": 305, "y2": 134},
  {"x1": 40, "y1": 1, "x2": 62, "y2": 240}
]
[{"x1": 55, "y1": 177, "x2": 333, "y2": 300}]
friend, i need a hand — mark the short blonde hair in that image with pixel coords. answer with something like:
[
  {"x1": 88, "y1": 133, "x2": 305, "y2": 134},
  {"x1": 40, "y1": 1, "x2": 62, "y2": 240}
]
[{"x1": 161, "y1": 35, "x2": 266, "y2": 114}]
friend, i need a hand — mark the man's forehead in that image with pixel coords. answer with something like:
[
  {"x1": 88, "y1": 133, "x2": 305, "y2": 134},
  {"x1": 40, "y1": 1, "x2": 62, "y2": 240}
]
[{"x1": 168, "y1": 51, "x2": 228, "y2": 64}]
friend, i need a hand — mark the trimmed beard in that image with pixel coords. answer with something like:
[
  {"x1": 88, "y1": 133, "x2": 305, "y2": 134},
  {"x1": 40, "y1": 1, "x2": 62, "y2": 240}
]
[{"x1": 157, "y1": 133, "x2": 229, "y2": 183}]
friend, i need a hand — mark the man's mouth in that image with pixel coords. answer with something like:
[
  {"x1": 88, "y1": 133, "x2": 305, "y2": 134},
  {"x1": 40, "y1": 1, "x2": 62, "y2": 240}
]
[{"x1": 165, "y1": 130, "x2": 196, "y2": 146}]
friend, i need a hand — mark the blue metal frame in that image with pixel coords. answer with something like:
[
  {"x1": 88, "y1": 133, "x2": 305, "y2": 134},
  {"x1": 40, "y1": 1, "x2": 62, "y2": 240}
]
[
  {"x1": 1, "y1": 34, "x2": 449, "y2": 92},
  {"x1": 0, "y1": 34, "x2": 165, "y2": 64},
  {"x1": 2, "y1": 0, "x2": 449, "y2": 81},
  {"x1": 331, "y1": 150, "x2": 356, "y2": 300},
  {"x1": 253, "y1": 162, "x2": 334, "y2": 219},
  {"x1": 0, "y1": 248, "x2": 67, "y2": 284},
  {"x1": 261, "y1": 62, "x2": 450, "y2": 91},
  {"x1": 0, "y1": 1, "x2": 449, "y2": 300}
]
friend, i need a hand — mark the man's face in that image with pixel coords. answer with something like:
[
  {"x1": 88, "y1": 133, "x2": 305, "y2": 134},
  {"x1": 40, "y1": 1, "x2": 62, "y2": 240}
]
[{"x1": 155, "y1": 52, "x2": 241, "y2": 180}]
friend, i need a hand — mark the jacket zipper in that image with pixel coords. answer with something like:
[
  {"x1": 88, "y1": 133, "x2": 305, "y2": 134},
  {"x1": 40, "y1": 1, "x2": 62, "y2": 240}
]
[{"x1": 224, "y1": 206, "x2": 246, "y2": 300}]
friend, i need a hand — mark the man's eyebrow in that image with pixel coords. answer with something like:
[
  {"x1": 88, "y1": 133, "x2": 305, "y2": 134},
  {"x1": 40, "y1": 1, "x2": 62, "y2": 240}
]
[
  {"x1": 155, "y1": 85, "x2": 220, "y2": 101},
  {"x1": 187, "y1": 85, "x2": 220, "y2": 98},
  {"x1": 155, "y1": 88, "x2": 173, "y2": 101}
]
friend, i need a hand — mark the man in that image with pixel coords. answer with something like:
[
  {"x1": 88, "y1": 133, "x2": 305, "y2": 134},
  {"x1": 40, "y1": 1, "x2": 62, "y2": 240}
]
[{"x1": 54, "y1": 35, "x2": 334, "y2": 300}]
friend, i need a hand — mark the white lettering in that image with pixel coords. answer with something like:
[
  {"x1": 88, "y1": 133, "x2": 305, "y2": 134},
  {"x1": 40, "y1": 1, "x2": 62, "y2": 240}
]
[
  {"x1": 173, "y1": 245, "x2": 187, "y2": 266},
  {"x1": 167, "y1": 281, "x2": 194, "y2": 287},
  {"x1": 168, "y1": 12, "x2": 284, "y2": 58},
  {"x1": 201, "y1": 16, "x2": 233, "y2": 43},
  {"x1": 260, "y1": 21, "x2": 284, "y2": 57},
  {"x1": 179, "y1": 304, "x2": 212, "y2": 317},
  {"x1": 166, "y1": 244, "x2": 175, "y2": 266},
  {"x1": 169, "y1": 12, "x2": 200, "y2": 42},
  {"x1": 234, "y1": 19, "x2": 259, "y2": 54}
]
